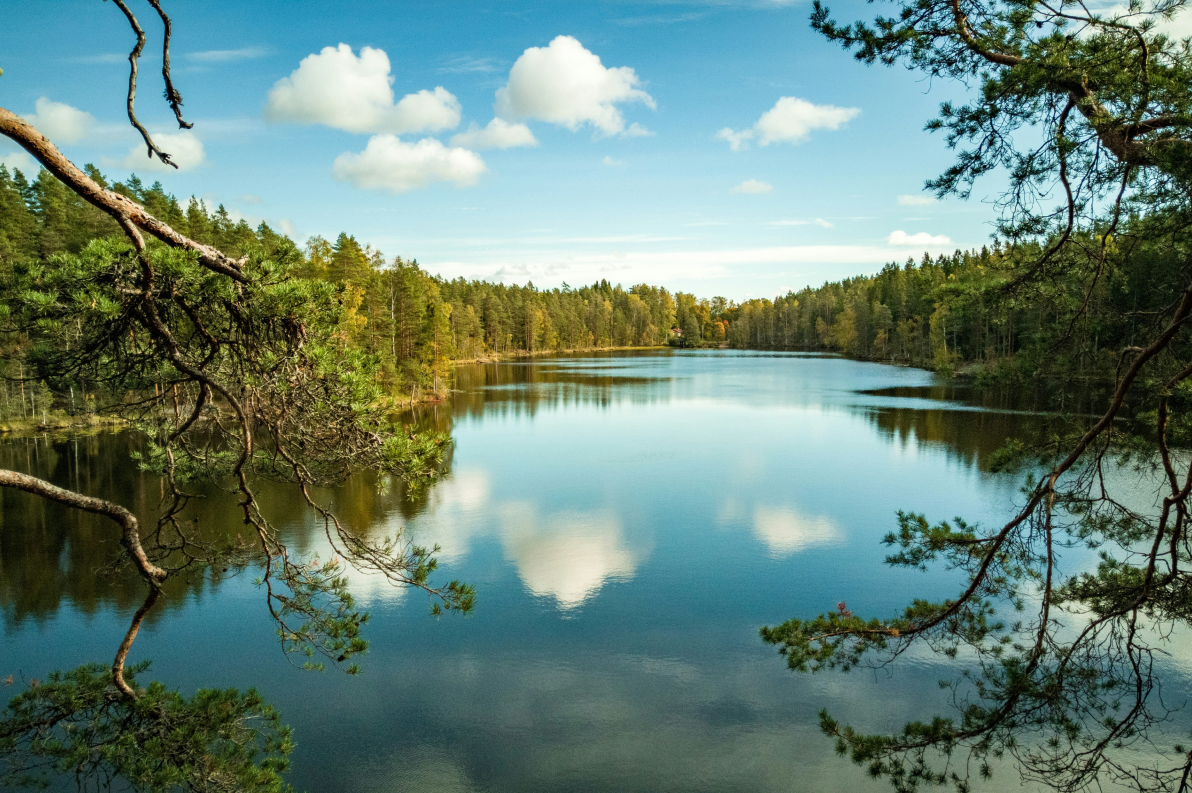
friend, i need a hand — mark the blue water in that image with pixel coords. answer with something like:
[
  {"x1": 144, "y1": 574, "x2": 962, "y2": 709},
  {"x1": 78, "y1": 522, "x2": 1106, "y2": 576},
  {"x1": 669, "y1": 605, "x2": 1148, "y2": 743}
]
[{"x1": 4, "y1": 349, "x2": 1173, "y2": 792}]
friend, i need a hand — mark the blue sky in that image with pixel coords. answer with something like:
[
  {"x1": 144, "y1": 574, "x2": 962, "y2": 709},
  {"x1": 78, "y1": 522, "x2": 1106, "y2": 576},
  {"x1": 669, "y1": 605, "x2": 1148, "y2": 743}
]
[{"x1": 3, "y1": 0, "x2": 1007, "y2": 299}]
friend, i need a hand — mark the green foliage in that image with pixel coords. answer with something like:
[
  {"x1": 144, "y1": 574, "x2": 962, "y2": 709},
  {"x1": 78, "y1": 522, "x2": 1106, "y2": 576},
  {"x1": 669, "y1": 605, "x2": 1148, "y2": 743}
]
[
  {"x1": 0, "y1": 169, "x2": 683, "y2": 410},
  {"x1": 16, "y1": 163, "x2": 1178, "y2": 393},
  {"x1": 0, "y1": 167, "x2": 479, "y2": 669},
  {"x1": 3, "y1": 231, "x2": 477, "y2": 656},
  {"x1": 883, "y1": 512, "x2": 984, "y2": 571},
  {"x1": 711, "y1": 228, "x2": 1192, "y2": 384},
  {"x1": 0, "y1": 662, "x2": 293, "y2": 792},
  {"x1": 759, "y1": 0, "x2": 1192, "y2": 787}
]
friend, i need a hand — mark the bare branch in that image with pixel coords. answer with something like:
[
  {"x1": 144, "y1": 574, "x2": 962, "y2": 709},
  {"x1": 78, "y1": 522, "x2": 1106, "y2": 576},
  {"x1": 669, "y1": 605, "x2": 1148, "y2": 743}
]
[
  {"x1": 106, "y1": 0, "x2": 179, "y2": 167},
  {"x1": 143, "y1": 0, "x2": 193, "y2": 130}
]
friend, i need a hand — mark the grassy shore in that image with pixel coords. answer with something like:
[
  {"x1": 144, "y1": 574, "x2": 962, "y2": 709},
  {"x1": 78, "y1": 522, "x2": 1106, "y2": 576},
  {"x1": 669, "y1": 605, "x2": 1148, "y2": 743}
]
[{"x1": 0, "y1": 412, "x2": 127, "y2": 435}]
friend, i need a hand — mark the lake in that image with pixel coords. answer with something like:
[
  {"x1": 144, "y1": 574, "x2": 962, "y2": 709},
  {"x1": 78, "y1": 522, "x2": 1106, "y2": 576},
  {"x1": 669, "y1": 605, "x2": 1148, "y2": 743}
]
[{"x1": 1, "y1": 349, "x2": 1184, "y2": 792}]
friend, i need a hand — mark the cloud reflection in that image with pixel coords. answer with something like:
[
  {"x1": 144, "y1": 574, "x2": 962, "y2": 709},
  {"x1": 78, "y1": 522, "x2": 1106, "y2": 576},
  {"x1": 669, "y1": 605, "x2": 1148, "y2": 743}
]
[
  {"x1": 332, "y1": 470, "x2": 493, "y2": 603},
  {"x1": 403, "y1": 469, "x2": 642, "y2": 610},
  {"x1": 752, "y1": 506, "x2": 841, "y2": 557},
  {"x1": 499, "y1": 503, "x2": 638, "y2": 609},
  {"x1": 334, "y1": 647, "x2": 997, "y2": 793}
]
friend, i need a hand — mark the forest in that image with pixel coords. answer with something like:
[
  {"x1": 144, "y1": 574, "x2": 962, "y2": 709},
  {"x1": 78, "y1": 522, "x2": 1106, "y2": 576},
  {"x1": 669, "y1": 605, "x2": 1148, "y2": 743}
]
[
  {"x1": 0, "y1": 163, "x2": 691, "y2": 415},
  {"x1": 717, "y1": 239, "x2": 1156, "y2": 380},
  {"x1": 3, "y1": 161, "x2": 1173, "y2": 425}
]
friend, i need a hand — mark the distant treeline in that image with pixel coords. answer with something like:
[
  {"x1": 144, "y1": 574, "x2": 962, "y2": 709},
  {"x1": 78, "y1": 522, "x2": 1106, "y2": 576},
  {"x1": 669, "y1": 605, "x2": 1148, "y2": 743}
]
[
  {"x1": 715, "y1": 226, "x2": 1187, "y2": 381},
  {"x1": 2, "y1": 163, "x2": 1179, "y2": 410}
]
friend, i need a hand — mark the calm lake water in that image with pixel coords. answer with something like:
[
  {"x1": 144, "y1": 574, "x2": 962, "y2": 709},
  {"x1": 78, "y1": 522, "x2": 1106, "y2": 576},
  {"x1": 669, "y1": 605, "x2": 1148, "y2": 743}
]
[{"x1": 1, "y1": 349, "x2": 1186, "y2": 792}]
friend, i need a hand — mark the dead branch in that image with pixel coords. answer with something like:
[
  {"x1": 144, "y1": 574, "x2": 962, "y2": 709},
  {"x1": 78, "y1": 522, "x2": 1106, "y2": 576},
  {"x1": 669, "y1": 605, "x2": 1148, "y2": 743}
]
[
  {"x1": 107, "y1": 0, "x2": 179, "y2": 167},
  {"x1": 144, "y1": 0, "x2": 193, "y2": 130}
]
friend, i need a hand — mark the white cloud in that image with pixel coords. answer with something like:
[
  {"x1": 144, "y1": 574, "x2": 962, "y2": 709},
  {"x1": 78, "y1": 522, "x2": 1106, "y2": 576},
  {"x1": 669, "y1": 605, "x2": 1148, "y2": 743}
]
[
  {"x1": 754, "y1": 98, "x2": 859, "y2": 145},
  {"x1": 382, "y1": 471, "x2": 643, "y2": 611},
  {"x1": 22, "y1": 98, "x2": 95, "y2": 144},
  {"x1": 389, "y1": 87, "x2": 463, "y2": 133},
  {"x1": 399, "y1": 468, "x2": 493, "y2": 563},
  {"x1": 440, "y1": 55, "x2": 502, "y2": 74},
  {"x1": 494, "y1": 263, "x2": 532, "y2": 280},
  {"x1": 731, "y1": 179, "x2": 772, "y2": 194},
  {"x1": 73, "y1": 53, "x2": 127, "y2": 65},
  {"x1": 716, "y1": 128, "x2": 753, "y2": 151},
  {"x1": 417, "y1": 241, "x2": 978, "y2": 288},
  {"x1": 622, "y1": 122, "x2": 654, "y2": 137},
  {"x1": 265, "y1": 44, "x2": 461, "y2": 134},
  {"x1": 1089, "y1": 3, "x2": 1192, "y2": 39},
  {"x1": 119, "y1": 130, "x2": 205, "y2": 172},
  {"x1": 718, "y1": 96, "x2": 860, "y2": 150},
  {"x1": 602, "y1": 155, "x2": 624, "y2": 167},
  {"x1": 238, "y1": 194, "x2": 263, "y2": 205},
  {"x1": 814, "y1": 218, "x2": 833, "y2": 228},
  {"x1": 1155, "y1": 4, "x2": 1192, "y2": 36},
  {"x1": 278, "y1": 219, "x2": 299, "y2": 239},
  {"x1": 613, "y1": 11, "x2": 707, "y2": 25},
  {"x1": 495, "y1": 35, "x2": 655, "y2": 137},
  {"x1": 897, "y1": 194, "x2": 937, "y2": 206},
  {"x1": 332, "y1": 135, "x2": 487, "y2": 193},
  {"x1": 194, "y1": 195, "x2": 265, "y2": 227},
  {"x1": 187, "y1": 46, "x2": 267, "y2": 63},
  {"x1": 449, "y1": 118, "x2": 538, "y2": 150},
  {"x1": 888, "y1": 230, "x2": 952, "y2": 246},
  {"x1": 226, "y1": 208, "x2": 260, "y2": 226}
]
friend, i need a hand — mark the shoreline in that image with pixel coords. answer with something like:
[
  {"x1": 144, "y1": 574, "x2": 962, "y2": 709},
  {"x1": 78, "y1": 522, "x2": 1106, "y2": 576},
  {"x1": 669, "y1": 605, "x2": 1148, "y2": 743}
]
[
  {"x1": 0, "y1": 414, "x2": 128, "y2": 436},
  {"x1": 394, "y1": 345, "x2": 670, "y2": 407},
  {"x1": 449, "y1": 344, "x2": 669, "y2": 365}
]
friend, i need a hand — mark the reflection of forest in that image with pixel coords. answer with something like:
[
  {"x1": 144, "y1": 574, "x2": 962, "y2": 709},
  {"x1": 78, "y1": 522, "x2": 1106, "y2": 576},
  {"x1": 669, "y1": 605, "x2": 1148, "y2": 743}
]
[
  {"x1": 1, "y1": 356, "x2": 1079, "y2": 625},
  {"x1": 859, "y1": 381, "x2": 1114, "y2": 415},
  {"x1": 408, "y1": 356, "x2": 678, "y2": 434},
  {"x1": 866, "y1": 405, "x2": 1045, "y2": 471},
  {"x1": 439, "y1": 359, "x2": 1056, "y2": 475},
  {"x1": 0, "y1": 432, "x2": 439, "y2": 625},
  {"x1": 0, "y1": 432, "x2": 160, "y2": 624},
  {"x1": 862, "y1": 381, "x2": 1106, "y2": 471}
]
